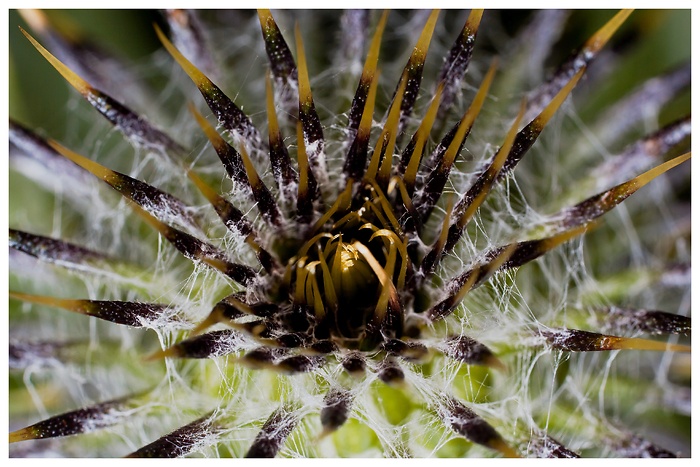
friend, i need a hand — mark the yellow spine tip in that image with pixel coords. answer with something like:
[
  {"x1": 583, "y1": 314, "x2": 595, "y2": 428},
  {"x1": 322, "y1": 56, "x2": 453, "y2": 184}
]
[
  {"x1": 295, "y1": 22, "x2": 313, "y2": 104},
  {"x1": 155, "y1": 22, "x2": 210, "y2": 88},
  {"x1": 485, "y1": 355, "x2": 508, "y2": 373},
  {"x1": 585, "y1": 9, "x2": 634, "y2": 53},
  {"x1": 191, "y1": 314, "x2": 220, "y2": 337},
  {"x1": 144, "y1": 346, "x2": 180, "y2": 362},
  {"x1": 9, "y1": 427, "x2": 36, "y2": 443},
  {"x1": 494, "y1": 440, "x2": 521, "y2": 458},
  {"x1": 20, "y1": 26, "x2": 91, "y2": 96},
  {"x1": 414, "y1": 10, "x2": 440, "y2": 54},
  {"x1": 257, "y1": 9, "x2": 272, "y2": 25},
  {"x1": 668, "y1": 344, "x2": 692, "y2": 353},
  {"x1": 316, "y1": 427, "x2": 334, "y2": 442},
  {"x1": 466, "y1": 9, "x2": 484, "y2": 32},
  {"x1": 47, "y1": 139, "x2": 114, "y2": 181}
]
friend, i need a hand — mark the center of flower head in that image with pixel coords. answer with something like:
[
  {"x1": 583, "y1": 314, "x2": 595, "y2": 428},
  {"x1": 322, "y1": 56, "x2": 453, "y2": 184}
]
[{"x1": 282, "y1": 182, "x2": 410, "y2": 351}]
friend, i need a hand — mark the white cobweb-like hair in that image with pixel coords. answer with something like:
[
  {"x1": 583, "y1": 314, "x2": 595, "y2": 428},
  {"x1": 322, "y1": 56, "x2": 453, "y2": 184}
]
[{"x1": 8, "y1": 9, "x2": 690, "y2": 458}]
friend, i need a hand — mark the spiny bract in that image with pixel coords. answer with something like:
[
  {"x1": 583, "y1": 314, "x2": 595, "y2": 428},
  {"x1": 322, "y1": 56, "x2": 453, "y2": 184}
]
[{"x1": 8, "y1": 9, "x2": 691, "y2": 458}]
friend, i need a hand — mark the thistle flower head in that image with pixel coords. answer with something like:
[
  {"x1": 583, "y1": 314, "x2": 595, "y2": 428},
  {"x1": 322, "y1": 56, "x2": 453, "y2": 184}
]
[{"x1": 9, "y1": 9, "x2": 690, "y2": 458}]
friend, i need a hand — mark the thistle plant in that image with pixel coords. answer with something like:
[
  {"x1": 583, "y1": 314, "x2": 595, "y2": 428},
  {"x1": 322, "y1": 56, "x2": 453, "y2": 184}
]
[{"x1": 8, "y1": 9, "x2": 691, "y2": 458}]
